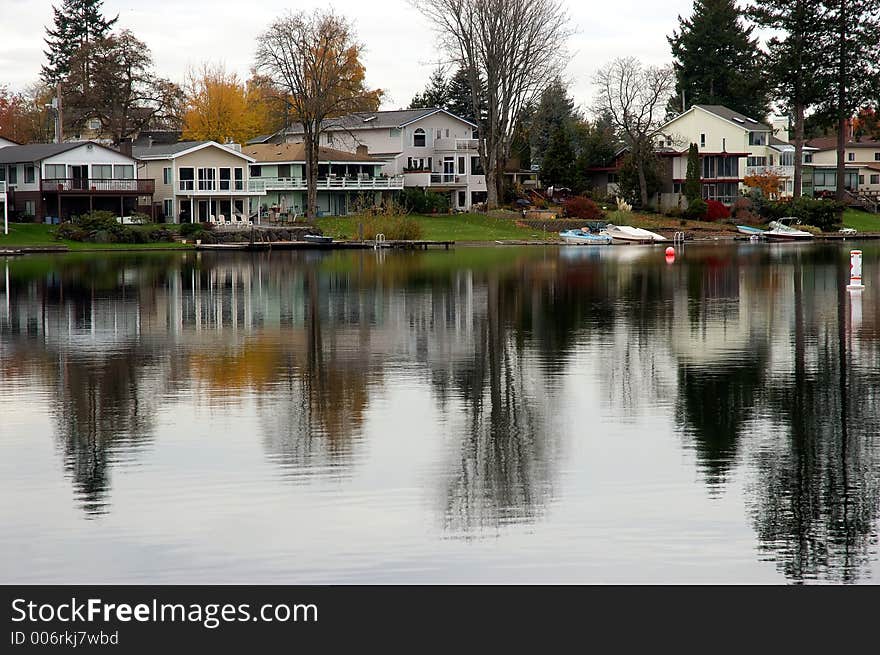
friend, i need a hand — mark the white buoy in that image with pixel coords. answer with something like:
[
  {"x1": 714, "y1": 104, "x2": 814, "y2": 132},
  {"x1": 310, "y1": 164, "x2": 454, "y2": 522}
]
[{"x1": 847, "y1": 250, "x2": 865, "y2": 291}]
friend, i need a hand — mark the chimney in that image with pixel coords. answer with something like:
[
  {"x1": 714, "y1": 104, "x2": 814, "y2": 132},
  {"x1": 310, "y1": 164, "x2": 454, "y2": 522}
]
[
  {"x1": 772, "y1": 117, "x2": 789, "y2": 143},
  {"x1": 356, "y1": 144, "x2": 369, "y2": 157},
  {"x1": 119, "y1": 138, "x2": 133, "y2": 158}
]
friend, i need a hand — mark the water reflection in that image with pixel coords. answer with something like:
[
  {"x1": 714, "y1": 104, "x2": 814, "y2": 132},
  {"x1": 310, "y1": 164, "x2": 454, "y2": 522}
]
[{"x1": 1, "y1": 244, "x2": 879, "y2": 582}]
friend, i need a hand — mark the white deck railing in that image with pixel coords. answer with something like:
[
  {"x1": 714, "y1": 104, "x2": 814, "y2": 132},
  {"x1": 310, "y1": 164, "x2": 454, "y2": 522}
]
[{"x1": 248, "y1": 176, "x2": 405, "y2": 192}]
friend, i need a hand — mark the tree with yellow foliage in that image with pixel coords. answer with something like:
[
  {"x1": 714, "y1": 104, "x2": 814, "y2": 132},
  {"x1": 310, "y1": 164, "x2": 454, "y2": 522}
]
[
  {"x1": 744, "y1": 171, "x2": 784, "y2": 200},
  {"x1": 182, "y1": 64, "x2": 279, "y2": 144},
  {"x1": 255, "y1": 9, "x2": 382, "y2": 219}
]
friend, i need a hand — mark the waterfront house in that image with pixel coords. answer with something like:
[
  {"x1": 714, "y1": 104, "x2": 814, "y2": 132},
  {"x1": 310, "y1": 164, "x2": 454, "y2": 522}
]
[
  {"x1": 806, "y1": 135, "x2": 880, "y2": 195},
  {"x1": 133, "y1": 140, "x2": 261, "y2": 223},
  {"x1": 261, "y1": 108, "x2": 488, "y2": 211},
  {"x1": 242, "y1": 142, "x2": 404, "y2": 217},
  {"x1": 0, "y1": 141, "x2": 151, "y2": 222}
]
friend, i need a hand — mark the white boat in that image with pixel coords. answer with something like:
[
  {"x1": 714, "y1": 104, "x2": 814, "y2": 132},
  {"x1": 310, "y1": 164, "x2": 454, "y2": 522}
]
[
  {"x1": 601, "y1": 224, "x2": 667, "y2": 245},
  {"x1": 736, "y1": 225, "x2": 767, "y2": 237},
  {"x1": 559, "y1": 229, "x2": 612, "y2": 245},
  {"x1": 765, "y1": 217, "x2": 813, "y2": 241}
]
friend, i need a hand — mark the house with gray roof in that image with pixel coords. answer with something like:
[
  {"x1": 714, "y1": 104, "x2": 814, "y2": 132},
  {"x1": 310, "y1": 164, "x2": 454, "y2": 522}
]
[
  {"x1": 271, "y1": 107, "x2": 488, "y2": 211},
  {"x1": 0, "y1": 141, "x2": 150, "y2": 223}
]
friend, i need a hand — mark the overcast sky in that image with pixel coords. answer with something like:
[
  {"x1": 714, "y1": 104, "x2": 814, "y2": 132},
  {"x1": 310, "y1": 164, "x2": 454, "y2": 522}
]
[{"x1": 1, "y1": 0, "x2": 699, "y2": 111}]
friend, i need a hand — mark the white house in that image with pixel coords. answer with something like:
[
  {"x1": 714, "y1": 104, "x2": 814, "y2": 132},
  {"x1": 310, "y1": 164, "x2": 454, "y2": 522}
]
[
  {"x1": 806, "y1": 135, "x2": 880, "y2": 195},
  {"x1": 0, "y1": 141, "x2": 150, "y2": 223},
  {"x1": 259, "y1": 108, "x2": 488, "y2": 211}
]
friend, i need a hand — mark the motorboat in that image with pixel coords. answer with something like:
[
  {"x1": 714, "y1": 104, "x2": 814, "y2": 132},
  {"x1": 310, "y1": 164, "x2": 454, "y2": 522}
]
[
  {"x1": 601, "y1": 223, "x2": 667, "y2": 245},
  {"x1": 559, "y1": 229, "x2": 612, "y2": 245},
  {"x1": 765, "y1": 217, "x2": 813, "y2": 241},
  {"x1": 302, "y1": 234, "x2": 333, "y2": 244},
  {"x1": 736, "y1": 225, "x2": 767, "y2": 237}
]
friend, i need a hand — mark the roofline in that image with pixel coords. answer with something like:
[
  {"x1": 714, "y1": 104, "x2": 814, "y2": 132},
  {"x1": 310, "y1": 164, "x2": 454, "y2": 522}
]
[
  {"x1": 397, "y1": 108, "x2": 479, "y2": 129},
  {"x1": 0, "y1": 140, "x2": 131, "y2": 164},
  {"x1": 661, "y1": 105, "x2": 771, "y2": 134},
  {"x1": 136, "y1": 141, "x2": 255, "y2": 162}
]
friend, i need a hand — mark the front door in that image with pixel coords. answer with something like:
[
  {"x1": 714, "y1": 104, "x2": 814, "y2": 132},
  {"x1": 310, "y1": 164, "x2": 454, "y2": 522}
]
[
  {"x1": 443, "y1": 158, "x2": 455, "y2": 183},
  {"x1": 69, "y1": 165, "x2": 88, "y2": 190}
]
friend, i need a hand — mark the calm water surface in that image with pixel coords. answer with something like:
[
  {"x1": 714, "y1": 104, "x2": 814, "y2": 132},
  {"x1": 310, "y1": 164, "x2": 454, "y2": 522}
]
[{"x1": 1, "y1": 243, "x2": 879, "y2": 584}]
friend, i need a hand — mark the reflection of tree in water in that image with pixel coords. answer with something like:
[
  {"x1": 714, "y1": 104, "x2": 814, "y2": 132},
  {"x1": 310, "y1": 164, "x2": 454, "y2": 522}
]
[
  {"x1": 746, "y1": 268, "x2": 880, "y2": 582},
  {"x1": 440, "y1": 273, "x2": 560, "y2": 534}
]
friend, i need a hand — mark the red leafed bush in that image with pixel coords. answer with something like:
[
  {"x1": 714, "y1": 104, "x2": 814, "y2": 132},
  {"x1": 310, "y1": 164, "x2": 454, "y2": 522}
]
[
  {"x1": 563, "y1": 196, "x2": 604, "y2": 220},
  {"x1": 705, "y1": 199, "x2": 730, "y2": 221}
]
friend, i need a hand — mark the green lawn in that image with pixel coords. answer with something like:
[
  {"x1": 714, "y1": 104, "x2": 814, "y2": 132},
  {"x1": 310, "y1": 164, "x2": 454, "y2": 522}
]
[
  {"x1": 842, "y1": 209, "x2": 880, "y2": 232},
  {"x1": 316, "y1": 213, "x2": 553, "y2": 242},
  {"x1": 0, "y1": 223, "x2": 189, "y2": 250}
]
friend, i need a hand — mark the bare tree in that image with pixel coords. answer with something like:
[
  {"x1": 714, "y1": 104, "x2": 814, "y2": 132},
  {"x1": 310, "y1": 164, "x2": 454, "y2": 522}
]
[
  {"x1": 412, "y1": 0, "x2": 570, "y2": 209},
  {"x1": 254, "y1": 10, "x2": 381, "y2": 220},
  {"x1": 593, "y1": 58, "x2": 675, "y2": 208}
]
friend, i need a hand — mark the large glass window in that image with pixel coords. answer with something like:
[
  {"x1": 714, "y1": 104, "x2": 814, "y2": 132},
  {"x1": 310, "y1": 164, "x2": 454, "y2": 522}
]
[
  {"x1": 457, "y1": 156, "x2": 465, "y2": 174},
  {"x1": 198, "y1": 168, "x2": 215, "y2": 191},
  {"x1": 413, "y1": 128, "x2": 426, "y2": 147},
  {"x1": 748, "y1": 131, "x2": 767, "y2": 146},
  {"x1": 471, "y1": 156, "x2": 484, "y2": 175},
  {"x1": 114, "y1": 164, "x2": 134, "y2": 179},
  {"x1": 250, "y1": 165, "x2": 261, "y2": 177},
  {"x1": 44, "y1": 164, "x2": 64, "y2": 180},
  {"x1": 24, "y1": 166, "x2": 35, "y2": 184},
  {"x1": 234, "y1": 168, "x2": 243, "y2": 190},
  {"x1": 179, "y1": 167, "x2": 194, "y2": 191},
  {"x1": 92, "y1": 164, "x2": 112, "y2": 180},
  {"x1": 219, "y1": 167, "x2": 231, "y2": 191}
]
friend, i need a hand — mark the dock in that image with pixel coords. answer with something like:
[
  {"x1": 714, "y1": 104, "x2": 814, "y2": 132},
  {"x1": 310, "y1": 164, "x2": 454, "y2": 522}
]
[{"x1": 194, "y1": 239, "x2": 454, "y2": 252}]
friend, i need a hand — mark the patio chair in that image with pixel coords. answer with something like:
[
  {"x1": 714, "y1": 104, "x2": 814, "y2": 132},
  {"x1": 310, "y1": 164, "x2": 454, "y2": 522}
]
[{"x1": 209, "y1": 214, "x2": 216, "y2": 223}]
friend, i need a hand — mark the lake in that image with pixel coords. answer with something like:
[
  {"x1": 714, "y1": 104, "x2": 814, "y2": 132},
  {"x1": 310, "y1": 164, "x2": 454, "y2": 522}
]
[{"x1": 1, "y1": 243, "x2": 878, "y2": 584}]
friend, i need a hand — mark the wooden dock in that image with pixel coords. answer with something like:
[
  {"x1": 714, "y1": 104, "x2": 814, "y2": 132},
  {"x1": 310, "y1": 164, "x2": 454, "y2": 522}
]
[{"x1": 195, "y1": 239, "x2": 454, "y2": 252}]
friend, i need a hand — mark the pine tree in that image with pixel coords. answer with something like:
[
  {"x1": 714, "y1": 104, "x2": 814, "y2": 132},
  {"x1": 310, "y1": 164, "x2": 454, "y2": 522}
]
[
  {"x1": 528, "y1": 78, "x2": 580, "y2": 166},
  {"x1": 42, "y1": 0, "x2": 118, "y2": 86},
  {"x1": 684, "y1": 143, "x2": 701, "y2": 201},
  {"x1": 540, "y1": 124, "x2": 576, "y2": 188},
  {"x1": 447, "y1": 66, "x2": 481, "y2": 123},
  {"x1": 749, "y1": 0, "x2": 829, "y2": 197},
  {"x1": 409, "y1": 66, "x2": 450, "y2": 109},
  {"x1": 668, "y1": 0, "x2": 770, "y2": 119}
]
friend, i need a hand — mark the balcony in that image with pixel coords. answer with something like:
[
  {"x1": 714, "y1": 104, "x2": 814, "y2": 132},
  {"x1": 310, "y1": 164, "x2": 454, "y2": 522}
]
[
  {"x1": 42, "y1": 178, "x2": 155, "y2": 194},
  {"x1": 745, "y1": 165, "x2": 794, "y2": 178},
  {"x1": 248, "y1": 176, "x2": 405, "y2": 192},
  {"x1": 429, "y1": 173, "x2": 467, "y2": 186},
  {"x1": 177, "y1": 180, "x2": 250, "y2": 195},
  {"x1": 434, "y1": 138, "x2": 481, "y2": 151}
]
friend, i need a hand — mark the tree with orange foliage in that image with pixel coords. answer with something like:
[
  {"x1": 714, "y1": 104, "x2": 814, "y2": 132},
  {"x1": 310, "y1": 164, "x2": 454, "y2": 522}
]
[
  {"x1": 182, "y1": 64, "x2": 275, "y2": 144},
  {"x1": 0, "y1": 84, "x2": 54, "y2": 143},
  {"x1": 255, "y1": 9, "x2": 382, "y2": 219},
  {"x1": 744, "y1": 171, "x2": 784, "y2": 199}
]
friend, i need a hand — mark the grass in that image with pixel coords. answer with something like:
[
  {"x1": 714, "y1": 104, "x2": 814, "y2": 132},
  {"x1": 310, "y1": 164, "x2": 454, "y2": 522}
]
[
  {"x1": 841, "y1": 209, "x2": 880, "y2": 232},
  {"x1": 316, "y1": 213, "x2": 554, "y2": 242},
  {"x1": 0, "y1": 222, "x2": 190, "y2": 250}
]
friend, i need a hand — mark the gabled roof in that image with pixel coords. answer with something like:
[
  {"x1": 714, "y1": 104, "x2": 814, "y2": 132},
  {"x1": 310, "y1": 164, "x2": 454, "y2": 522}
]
[
  {"x1": 133, "y1": 140, "x2": 255, "y2": 162},
  {"x1": 806, "y1": 135, "x2": 880, "y2": 151},
  {"x1": 0, "y1": 141, "x2": 125, "y2": 164},
  {"x1": 282, "y1": 107, "x2": 478, "y2": 136},
  {"x1": 243, "y1": 143, "x2": 382, "y2": 164},
  {"x1": 693, "y1": 105, "x2": 772, "y2": 132}
]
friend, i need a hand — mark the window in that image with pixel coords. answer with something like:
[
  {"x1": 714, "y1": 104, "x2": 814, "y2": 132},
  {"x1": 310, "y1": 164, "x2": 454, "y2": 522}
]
[
  {"x1": 163, "y1": 167, "x2": 172, "y2": 184},
  {"x1": 458, "y1": 190, "x2": 466, "y2": 207},
  {"x1": 326, "y1": 133, "x2": 334, "y2": 146},
  {"x1": 445, "y1": 129, "x2": 450, "y2": 138},
  {"x1": 25, "y1": 199, "x2": 35, "y2": 216},
  {"x1": 804, "y1": 153, "x2": 813, "y2": 163},
  {"x1": 700, "y1": 133, "x2": 706, "y2": 148},
  {"x1": 163, "y1": 199, "x2": 173, "y2": 218},
  {"x1": 92, "y1": 164, "x2": 112, "y2": 180},
  {"x1": 874, "y1": 153, "x2": 880, "y2": 161},
  {"x1": 0, "y1": 167, "x2": 4, "y2": 182},
  {"x1": 389, "y1": 128, "x2": 401, "y2": 138},
  {"x1": 413, "y1": 128, "x2": 426, "y2": 147},
  {"x1": 234, "y1": 168, "x2": 243, "y2": 191},
  {"x1": 722, "y1": 138, "x2": 726, "y2": 151},
  {"x1": 747, "y1": 156, "x2": 767, "y2": 168},
  {"x1": 197, "y1": 167, "x2": 215, "y2": 191},
  {"x1": 871, "y1": 174, "x2": 880, "y2": 185},
  {"x1": 219, "y1": 167, "x2": 231, "y2": 191},
  {"x1": 114, "y1": 164, "x2": 134, "y2": 179},
  {"x1": 44, "y1": 164, "x2": 64, "y2": 180},
  {"x1": 848, "y1": 152, "x2": 855, "y2": 161},
  {"x1": 250, "y1": 165, "x2": 261, "y2": 177},
  {"x1": 457, "y1": 156, "x2": 465, "y2": 174},
  {"x1": 859, "y1": 175, "x2": 865, "y2": 185},
  {"x1": 179, "y1": 167, "x2": 194, "y2": 190},
  {"x1": 672, "y1": 182, "x2": 683, "y2": 193},
  {"x1": 470, "y1": 156, "x2": 484, "y2": 175},
  {"x1": 24, "y1": 166, "x2": 35, "y2": 184},
  {"x1": 748, "y1": 131, "x2": 767, "y2": 146},
  {"x1": 7, "y1": 166, "x2": 17, "y2": 184},
  {"x1": 436, "y1": 129, "x2": 442, "y2": 139}
]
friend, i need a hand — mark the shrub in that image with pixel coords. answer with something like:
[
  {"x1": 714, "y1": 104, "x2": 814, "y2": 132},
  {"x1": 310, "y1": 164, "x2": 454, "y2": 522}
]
[
  {"x1": 54, "y1": 210, "x2": 175, "y2": 243},
  {"x1": 705, "y1": 199, "x2": 730, "y2": 221},
  {"x1": 563, "y1": 196, "x2": 604, "y2": 220},
  {"x1": 683, "y1": 198, "x2": 707, "y2": 220},
  {"x1": 362, "y1": 215, "x2": 424, "y2": 240},
  {"x1": 665, "y1": 207, "x2": 684, "y2": 219},
  {"x1": 761, "y1": 197, "x2": 844, "y2": 232},
  {"x1": 401, "y1": 188, "x2": 449, "y2": 214},
  {"x1": 180, "y1": 222, "x2": 204, "y2": 237}
]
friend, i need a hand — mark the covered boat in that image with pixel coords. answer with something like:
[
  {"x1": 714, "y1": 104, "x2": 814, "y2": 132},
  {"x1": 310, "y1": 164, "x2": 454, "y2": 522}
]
[
  {"x1": 601, "y1": 224, "x2": 667, "y2": 245},
  {"x1": 559, "y1": 229, "x2": 612, "y2": 245}
]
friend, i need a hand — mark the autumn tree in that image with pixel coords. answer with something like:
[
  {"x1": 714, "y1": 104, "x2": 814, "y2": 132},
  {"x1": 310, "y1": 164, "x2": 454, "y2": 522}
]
[
  {"x1": 255, "y1": 9, "x2": 382, "y2": 220},
  {"x1": 413, "y1": 0, "x2": 571, "y2": 208},
  {"x1": 594, "y1": 57, "x2": 675, "y2": 208},
  {"x1": 744, "y1": 172, "x2": 783, "y2": 199},
  {"x1": 42, "y1": 0, "x2": 118, "y2": 85},
  {"x1": 182, "y1": 65, "x2": 272, "y2": 143},
  {"x1": 0, "y1": 85, "x2": 55, "y2": 143}
]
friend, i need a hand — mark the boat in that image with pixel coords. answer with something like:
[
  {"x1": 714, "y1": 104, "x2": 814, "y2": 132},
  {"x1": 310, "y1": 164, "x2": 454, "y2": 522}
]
[
  {"x1": 302, "y1": 234, "x2": 333, "y2": 244},
  {"x1": 601, "y1": 224, "x2": 667, "y2": 245},
  {"x1": 765, "y1": 217, "x2": 814, "y2": 241},
  {"x1": 736, "y1": 225, "x2": 767, "y2": 237},
  {"x1": 559, "y1": 229, "x2": 612, "y2": 245}
]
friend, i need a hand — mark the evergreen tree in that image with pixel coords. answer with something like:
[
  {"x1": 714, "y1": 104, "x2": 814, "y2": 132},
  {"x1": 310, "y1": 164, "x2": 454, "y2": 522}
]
[
  {"x1": 409, "y1": 66, "x2": 450, "y2": 109},
  {"x1": 540, "y1": 124, "x2": 576, "y2": 188},
  {"x1": 528, "y1": 78, "x2": 580, "y2": 165},
  {"x1": 668, "y1": 0, "x2": 769, "y2": 119},
  {"x1": 684, "y1": 143, "x2": 701, "y2": 201},
  {"x1": 572, "y1": 115, "x2": 619, "y2": 192},
  {"x1": 447, "y1": 66, "x2": 482, "y2": 123},
  {"x1": 813, "y1": 0, "x2": 880, "y2": 199},
  {"x1": 749, "y1": 0, "x2": 829, "y2": 197},
  {"x1": 42, "y1": 0, "x2": 118, "y2": 86}
]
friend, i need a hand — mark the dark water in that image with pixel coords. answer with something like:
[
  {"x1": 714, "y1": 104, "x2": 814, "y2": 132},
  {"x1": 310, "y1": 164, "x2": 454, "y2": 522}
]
[{"x1": 1, "y1": 243, "x2": 879, "y2": 584}]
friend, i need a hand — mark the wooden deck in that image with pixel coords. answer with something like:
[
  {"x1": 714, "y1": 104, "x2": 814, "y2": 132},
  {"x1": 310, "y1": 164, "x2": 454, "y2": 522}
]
[{"x1": 195, "y1": 239, "x2": 455, "y2": 252}]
